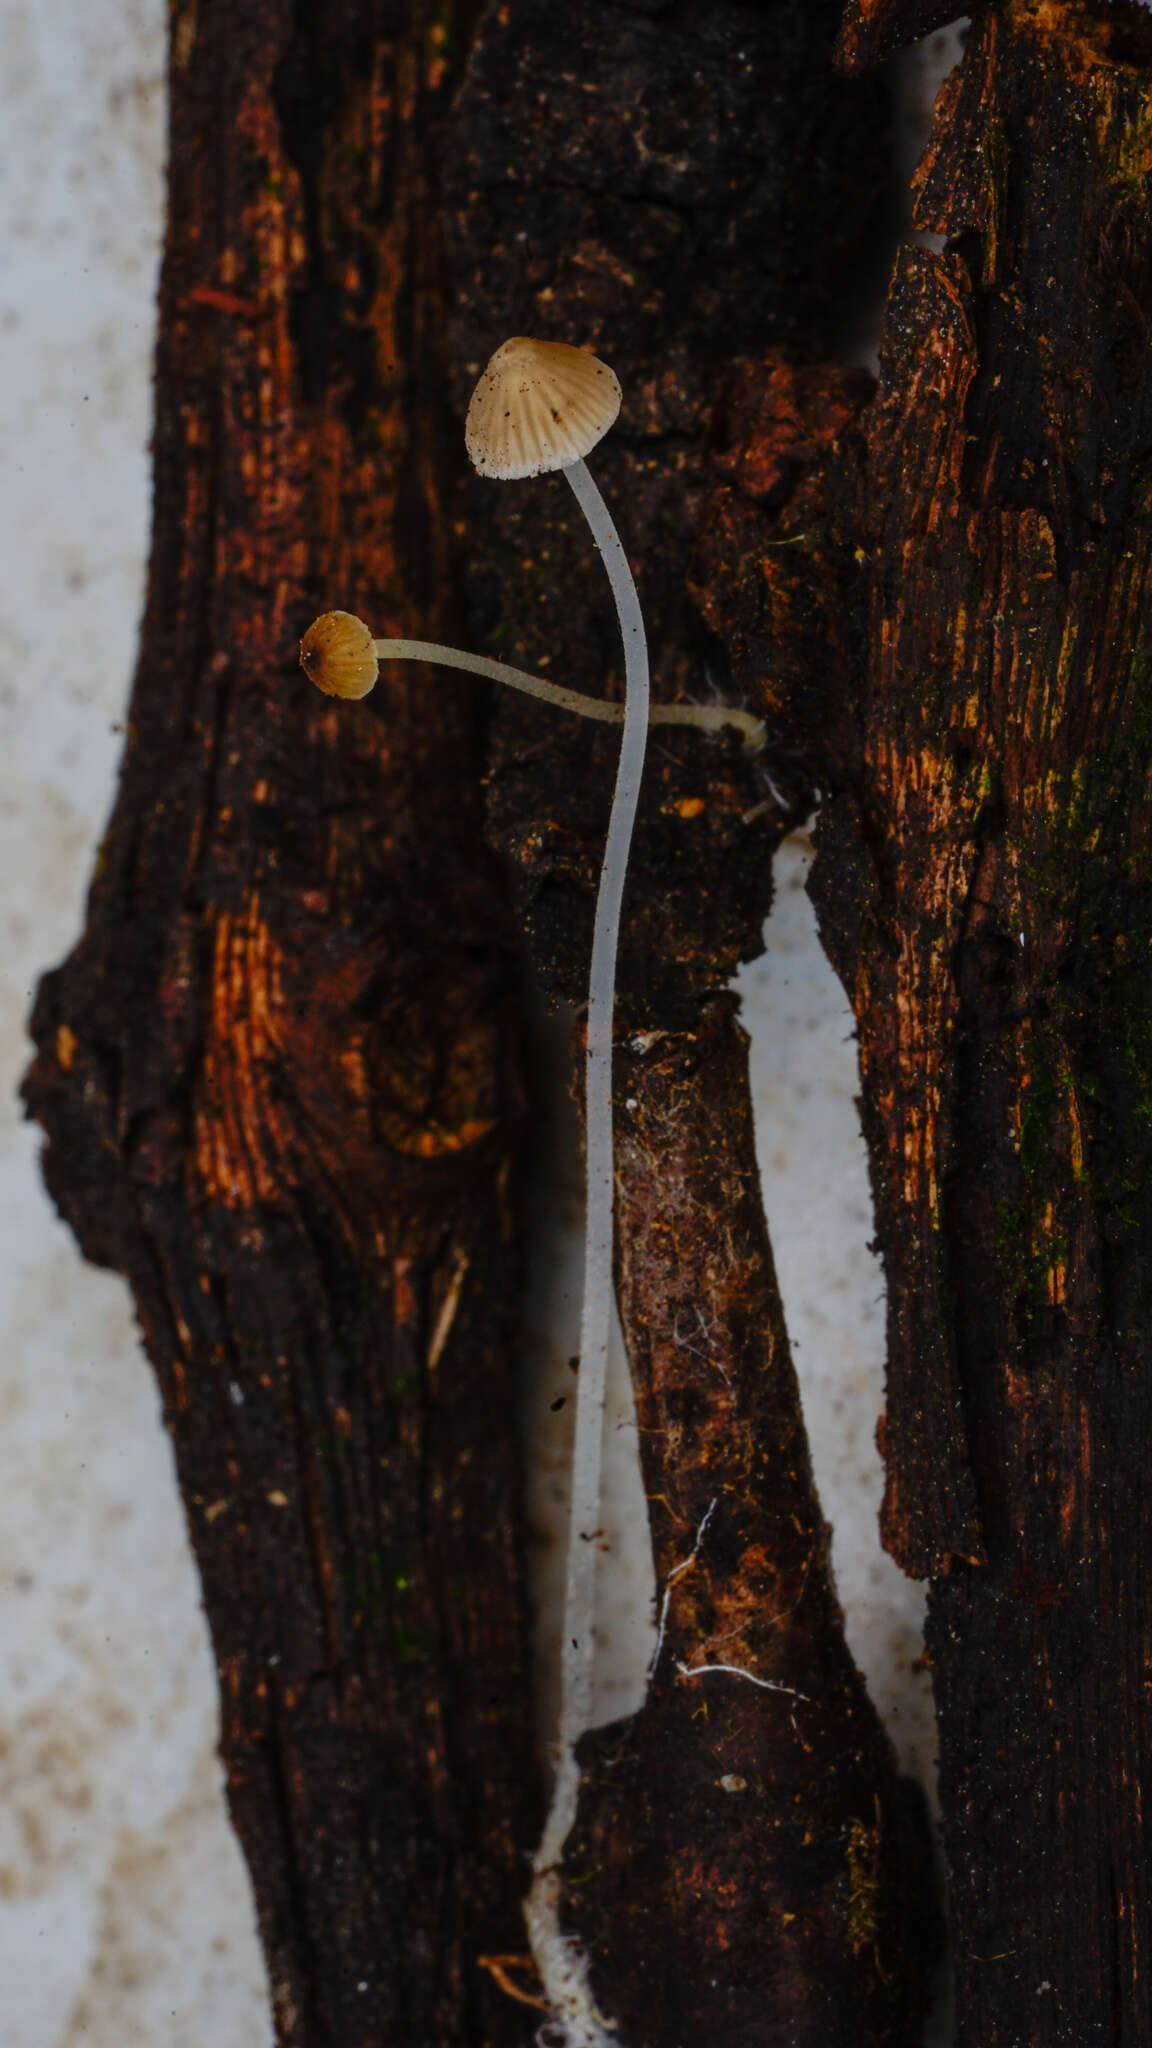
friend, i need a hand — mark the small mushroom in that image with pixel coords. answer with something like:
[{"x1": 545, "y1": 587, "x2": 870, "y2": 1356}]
[
  {"x1": 300, "y1": 340, "x2": 764, "y2": 747},
  {"x1": 296, "y1": 345, "x2": 761, "y2": 2044},
  {"x1": 299, "y1": 609, "x2": 378, "y2": 699},
  {"x1": 463, "y1": 334, "x2": 621, "y2": 480}
]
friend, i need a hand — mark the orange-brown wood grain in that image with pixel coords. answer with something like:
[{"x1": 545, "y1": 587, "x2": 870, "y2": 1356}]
[
  {"x1": 704, "y1": 5, "x2": 1152, "y2": 2039},
  {"x1": 24, "y1": 4, "x2": 535, "y2": 2044}
]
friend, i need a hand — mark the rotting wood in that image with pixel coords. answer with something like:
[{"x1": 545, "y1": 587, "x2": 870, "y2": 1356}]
[
  {"x1": 568, "y1": 1005, "x2": 940, "y2": 2045},
  {"x1": 453, "y1": 3, "x2": 940, "y2": 2039},
  {"x1": 836, "y1": 0, "x2": 983, "y2": 69},
  {"x1": 22, "y1": 4, "x2": 537, "y2": 2044},
  {"x1": 702, "y1": 2, "x2": 1152, "y2": 2037}
]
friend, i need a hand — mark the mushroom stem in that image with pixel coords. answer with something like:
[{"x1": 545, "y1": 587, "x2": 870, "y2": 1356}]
[
  {"x1": 370, "y1": 638, "x2": 764, "y2": 749},
  {"x1": 553, "y1": 453, "x2": 648, "y2": 1765},
  {"x1": 523, "y1": 455, "x2": 647, "y2": 2045}
]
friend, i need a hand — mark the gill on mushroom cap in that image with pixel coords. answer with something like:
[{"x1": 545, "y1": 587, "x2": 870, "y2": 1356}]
[{"x1": 464, "y1": 335, "x2": 622, "y2": 480}]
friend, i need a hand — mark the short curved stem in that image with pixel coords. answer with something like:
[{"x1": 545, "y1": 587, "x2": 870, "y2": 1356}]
[{"x1": 371, "y1": 637, "x2": 764, "y2": 751}]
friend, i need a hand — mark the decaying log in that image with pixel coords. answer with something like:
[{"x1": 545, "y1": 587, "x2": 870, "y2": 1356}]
[
  {"x1": 702, "y1": 2, "x2": 1152, "y2": 2038},
  {"x1": 454, "y1": 4, "x2": 940, "y2": 2039},
  {"x1": 23, "y1": 4, "x2": 538, "y2": 2044}
]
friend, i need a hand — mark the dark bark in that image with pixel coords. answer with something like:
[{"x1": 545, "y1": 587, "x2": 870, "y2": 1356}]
[
  {"x1": 569, "y1": 1007, "x2": 938, "y2": 2046},
  {"x1": 453, "y1": 5, "x2": 940, "y2": 2040},
  {"x1": 836, "y1": 0, "x2": 979, "y2": 68},
  {"x1": 702, "y1": 1, "x2": 1152, "y2": 2039},
  {"x1": 23, "y1": 5, "x2": 537, "y2": 2045}
]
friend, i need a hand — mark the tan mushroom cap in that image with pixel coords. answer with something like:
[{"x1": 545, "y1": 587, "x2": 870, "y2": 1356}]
[
  {"x1": 299, "y1": 610, "x2": 379, "y2": 699},
  {"x1": 465, "y1": 336, "x2": 622, "y2": 481}
]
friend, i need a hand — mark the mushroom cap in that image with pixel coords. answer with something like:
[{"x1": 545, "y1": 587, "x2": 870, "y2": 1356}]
[
  {"x1": 465, "y1": 336, "x2": 622, "y2": 481},
  {"x1": 299, "y1": 611, "x2": 379, "y2": 699}
]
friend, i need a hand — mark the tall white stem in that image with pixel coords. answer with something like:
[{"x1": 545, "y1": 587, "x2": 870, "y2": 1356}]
[
  {"x1": 524, "y1": 456, "x2": 649, "y2": 2046},
  {"x1": 556, "y1": 456, "x2": 650, "y2": 1767}
]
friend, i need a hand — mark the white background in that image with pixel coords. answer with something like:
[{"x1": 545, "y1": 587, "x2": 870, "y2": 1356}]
[{"x1": 0, "y1": 8, "x2": 966, "y2": 2041}]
